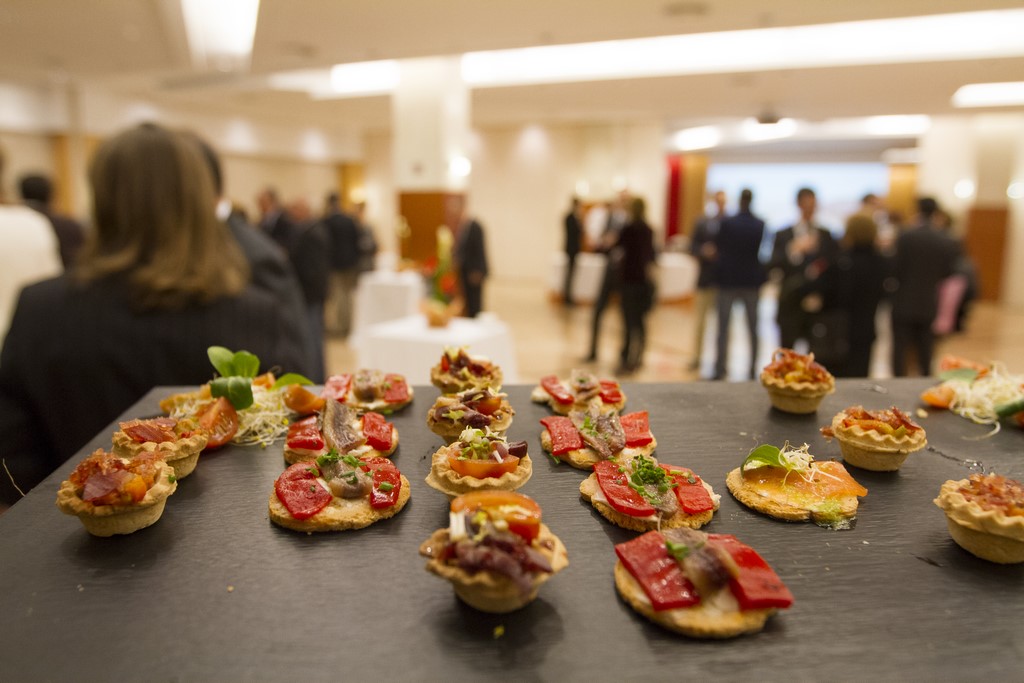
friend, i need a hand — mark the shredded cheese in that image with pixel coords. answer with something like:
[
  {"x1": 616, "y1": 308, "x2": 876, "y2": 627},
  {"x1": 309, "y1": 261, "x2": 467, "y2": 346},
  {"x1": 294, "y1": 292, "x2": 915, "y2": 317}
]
[
  {"x1": 946, "y1": 362, "x2": 1024, "y2": 435},
  {"x1": 168, "y1": 384, "x2": 295, "y2": 448}
]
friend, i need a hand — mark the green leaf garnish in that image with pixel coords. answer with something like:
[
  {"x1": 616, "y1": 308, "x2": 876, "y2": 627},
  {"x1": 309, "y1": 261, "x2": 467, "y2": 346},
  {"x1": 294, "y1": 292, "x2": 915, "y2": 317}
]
[
  {"x1": 210, "y1": 376, "x2": 254, "y2": 410},
  {"x1": 271, "y1": 373, "x2": 314, "y2": 390},
  {"x1": 207, "y1": 346, "x2": 236, "y2": 377},
  {"x1": 742, "y1": 444, "x2": 784, "y2": 470},
  {"x1": 939, "y1": 367, "x2": 979, "y2": 383},
  {"x1": 378, "y1": 482, "x2": 394, "y2": 492},
  {"x1": 232, "y1": 350, "x2": 260, "y2": 378},
  {"x1": 206, "y1": 346, "x2": 262, "y2": 408}
]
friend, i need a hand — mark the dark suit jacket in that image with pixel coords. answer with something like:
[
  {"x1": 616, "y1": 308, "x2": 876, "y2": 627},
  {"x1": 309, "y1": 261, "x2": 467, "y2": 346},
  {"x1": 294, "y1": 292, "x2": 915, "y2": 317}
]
[
  {"x1": 324, "y1": 211, "x2": 360, "y2": 272},
  {"x1": 715, "y1": 210, "x2": 766, "y2": 289},
  {"x1": 454, "y1": 219, "x2": 488, "y2": 279},
  {"x1": 0, "y1": 275, "x2": 312, "y2": 504},
  {"x1": 892, "y1": 225, "x2": 958, "y2": 323},
  {"x1": 564, "y1": 211, "x2": 581, "y2": 256},
  {"x1": 689, "y1": 214, "x2": 722, "y2": 289},
  {"x1": 767, "y1": 224, "x2": 839, "y2": 280}
]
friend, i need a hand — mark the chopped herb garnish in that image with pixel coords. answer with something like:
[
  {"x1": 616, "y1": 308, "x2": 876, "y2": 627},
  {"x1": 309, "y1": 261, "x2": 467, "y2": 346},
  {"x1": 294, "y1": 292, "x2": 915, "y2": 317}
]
[
  {"x1": 168, "y1": 474, "x2": 177, "y2": 484},
  {"x1": 378, "y1": 482, "x2": 394, "y2": 492},
  {"x1": 666, "y1": 538, "x2": 703, "y2": 562},
  {"x1": 444, "y1": 409, "x2": 467, "y2": 422},
  {"x1": 315, "y1": 449, "x2": 341, "y2": 468},
  {"x1": 341, "y1": 454, "x2": 364, "y2": 468}
]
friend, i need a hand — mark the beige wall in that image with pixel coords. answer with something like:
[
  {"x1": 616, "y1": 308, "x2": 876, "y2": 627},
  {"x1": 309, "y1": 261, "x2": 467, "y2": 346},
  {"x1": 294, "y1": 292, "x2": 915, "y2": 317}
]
[{"x1": 0, "y1": 131, "x2": 57, "y2": 203}]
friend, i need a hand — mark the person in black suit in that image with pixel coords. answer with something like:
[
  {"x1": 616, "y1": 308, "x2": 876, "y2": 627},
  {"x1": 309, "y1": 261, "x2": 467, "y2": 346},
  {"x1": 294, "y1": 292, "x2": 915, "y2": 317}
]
[
  {"x1": 0, "y1": 123, "x2": 312, "y2": 505},
  {"x1": 768, "y1": 187, "x2": 838, "y2": 349},
  {"x1": 322, "y1": 193, "x2": 361, "y2": 337},
  {"x1": 256, "y1": 186, "x2": 294, "y2": 251},
  {"x1": 689, "y1": 189, "x2": 725, "y2": 370},
  {"x1": 616, "y1": 197, "x2": 656, "y2": 374},
  {"x1": 562, "y1": 197, "x2": 582, "y2": 306},
  {"x1": 18, "y1": 174, "x2": 85, "y2": 269},
  {"x1": 713, "y1": 188, "x2": 766, "y2": 381},
  {"x1": 891, "y1": 197, "x2": 958, "y2": 376},
  {"x1": 454, "y1": 212, "x2": 489, "y2": 317}
]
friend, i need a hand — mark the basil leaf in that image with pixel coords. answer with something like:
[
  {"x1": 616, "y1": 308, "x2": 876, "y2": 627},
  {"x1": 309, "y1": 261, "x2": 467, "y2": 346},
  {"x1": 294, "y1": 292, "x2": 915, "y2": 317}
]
[
  {"x1": 742, "y1": 444, "x2": 782, "y2": 470},
  {"x1": 938, "y1": 367, "x2": 979, "y2": 383},
  {"x1": 211, "y1": 376, "x2": 254, "y2": 410},
  {"x1": 271, "y1": 373, "x2": 314, "y2": 390},
  {"x1": 232, "y1": 350, "x2": 260, "y2": 378},
  {"x1": 208, "y1": 346, "x2": 236, "y2": 377}
]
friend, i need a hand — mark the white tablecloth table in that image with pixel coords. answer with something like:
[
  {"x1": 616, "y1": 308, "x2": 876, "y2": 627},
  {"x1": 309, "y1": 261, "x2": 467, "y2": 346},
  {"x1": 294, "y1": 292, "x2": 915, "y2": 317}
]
[
  {"x1": 655, "y1": 251, "x2": 698, "y2": 301},
  {"x1": 355, "y1": 313, "x2": 519, "y2": 385},
  {"x1": 351, "y1": 270, "x2": 424, "y2": 337}
]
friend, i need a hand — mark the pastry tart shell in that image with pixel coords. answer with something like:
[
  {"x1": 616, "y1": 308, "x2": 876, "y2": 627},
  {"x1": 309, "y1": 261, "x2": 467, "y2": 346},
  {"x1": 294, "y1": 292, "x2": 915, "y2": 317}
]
[
  {"x1": 111, "y1": 429, "x2": 208, "y2": 479},
  {"x1": 760, "y1": 372, "x2": 834, "y2": 414},
  {"x1": 829, "y1": 410, "x2": 927, "y2": 471},
  {"x1": 430, "y1": 364, "x2": 503, "y2": 394},
  {"x1": 934, "y1": 479, "x2": 1024, "y2": 564},
  {"x1": 425, "y1": 399, "x2": 514, "y2": 442},
  {"x1": 424, "y1": 443, "x2": 532, "y2": 497},
  {"x1": 56, "y1": 460, "x2": 178, "y2": 537}
]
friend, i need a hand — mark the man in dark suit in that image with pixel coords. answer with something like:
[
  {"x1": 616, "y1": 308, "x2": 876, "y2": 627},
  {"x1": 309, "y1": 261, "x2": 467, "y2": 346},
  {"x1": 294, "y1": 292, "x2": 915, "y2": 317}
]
[
  {"x1": 19, "y1": 174, "x2": 85, "y2": 269},
  {"x1": 563, "y1": 197, "x2": 582, "y2": 306},
  {"x1": 891, "y1": 197, "x2": 958, "y2": 376},
  {"x1": 713, "y1": 188, "x2": 766, "y2": 381},
  {"x1": 768, "y1": 187, "x2": 838, "y2": 349},
  {"x1": 322, "y1": 193, "x2": 361, "y2": 338},
  {"x1": 256, "y1": 187, "x2": 294, "y2": 251},
  {"x1": 454, "y1": 213, "x2": 489, "y2": 318},
  {"x1": 689, "y1": 189, "x2": 725, "y2": 370}
]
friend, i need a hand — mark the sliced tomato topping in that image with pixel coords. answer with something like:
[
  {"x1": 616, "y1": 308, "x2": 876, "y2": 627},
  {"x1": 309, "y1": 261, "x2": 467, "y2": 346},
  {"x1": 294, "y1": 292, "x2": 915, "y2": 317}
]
[
  {"x1": 540, "y1": 416, "x2": 584, "y2": 455},
  {"x1": 440, "y1": 354, "x2": 451, "y2": 372},
  {"x1": 447, "y1": 450, "x2": 520, "y2": 479},
  {"x1": 361, "y1": 412, "x2": 393, "y2": 451},
  {"x1": 321, "y1": 374, "x2": 353, "y2": 403},
  {"x1": 540, "y1": 375, "x2": 575, "y2": 405},
  {"x1": 920, "y1": 384, "x2": 955, "y2": 410},
  {"x1": 252, "y1": 372, "x2": 276, "y2": 388},
  {"x1": 451, "y1": 491, "x2": 542, "y2": 542},
  {"x1": 593, "y1": 460, "x2": 657, "y2": 517},
  {"x1": 363, "y1": 457, "x2": 401, "y2": 509},
  {"x1": 620, "y1": 411, "x2": 653, "y2": 447},
  {"x1": 274, "y1": 462, "x2": 332, "y2": 520},
  {"x1": 283, "y1": 384, "x2": 325, "y2": 415},
  {"x1": 383, "y1": 374, "x2": 410, "y2": 403},
  {"x1": 707, "y1": 534, "x2": 794, "y2": 610},
  {"x1": 599, "y1": 379, "x2": 623, "y2": 404},
  {"x1": 615, "y1": 530, "x2": 700, "y2": 610},
  {"x1": 660, "y1": 465, "x2": 714, "y2": 514},
  {"x1": 472, "y1": 395, "x2": 502, "y2": 415},
  {"x1": 286, "y1": 416, "x2": 325, "y2": 451},
  {"x1": 196, "y1": 396, "x2": 239, "y2": 449}
]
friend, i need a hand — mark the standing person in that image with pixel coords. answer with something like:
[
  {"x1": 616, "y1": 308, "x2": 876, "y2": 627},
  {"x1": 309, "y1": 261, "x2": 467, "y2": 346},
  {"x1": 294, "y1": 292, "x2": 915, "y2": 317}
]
[
  {"x1": 768, "y1": 187, "x2": 838, "y2": 349},
  {"x1": 0, "y1": 123, "x2": 311, "y2": 504},
  {"x1": 0, "y1": 148, "x2": 62, "y2": 346},
  {"x1": 323, "y1": 193, "x2": 361, "y2": 338},
  {"x1": 562, "y1": 196, "x2": 582, "y2": 306},
  {"x1": 286, "y1": 199, "x2": 329, "y2": 382},
  {"x1": 256, "y1": 187, "x2": 293, "y2": 251},
  {"x1": 353, "y1": 201, "x2": 378, "y2": 274},
  {"x1": 689, "y1": 189, "x2": 726, "y2": 370},
  {"x1": 713, "y1": 188, "x2": 766, "y2": 381},
  {"x1": 584, "y1": 193, "x2": 628, "y2": 362},
  {"x1": 891, "y1": 197, "x2": 958, "y2": 376},
  {"x1": 454, "y1": 210, "x2": 488, "y2": 318},
  {"x1": 616, "y1": 197, "x2": 656, "y2": 374},
  {"x1": 19, "y1": 173, "x2": 86, "y2": 269}
]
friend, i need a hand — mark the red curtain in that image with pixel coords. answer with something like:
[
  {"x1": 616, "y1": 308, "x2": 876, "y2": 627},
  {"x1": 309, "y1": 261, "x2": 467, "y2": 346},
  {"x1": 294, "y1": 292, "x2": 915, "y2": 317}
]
[{"x1": 665, "y1": 155, "x2": 681, "y2": 238}]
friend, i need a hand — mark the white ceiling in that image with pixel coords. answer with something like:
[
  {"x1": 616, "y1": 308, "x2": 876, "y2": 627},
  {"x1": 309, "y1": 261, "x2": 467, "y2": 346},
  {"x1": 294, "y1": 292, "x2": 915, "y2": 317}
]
[{"x1": 1, "y1": 0, "x2": 1022, "y2": 149}]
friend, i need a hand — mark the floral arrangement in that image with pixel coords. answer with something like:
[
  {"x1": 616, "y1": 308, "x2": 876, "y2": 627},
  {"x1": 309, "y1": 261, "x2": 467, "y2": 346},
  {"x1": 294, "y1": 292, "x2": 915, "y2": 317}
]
[{"x1": 421, "y1": 225, "x2": 459, "y2": 325}]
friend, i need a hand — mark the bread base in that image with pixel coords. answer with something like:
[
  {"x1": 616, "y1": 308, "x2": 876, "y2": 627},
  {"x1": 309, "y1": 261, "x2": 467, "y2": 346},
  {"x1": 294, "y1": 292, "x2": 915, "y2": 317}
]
[
  {"x1": 268, "y1": 475, "x2": 411, "y2": 532},
  {"x1": 539, "y1": 430, "x2": 655, "y2": 470},
  {"x1": 614, "y1": 562, "x2": 776, "y2": 638},
  {"x1": 945, "y1": 517, "x2": 1024, "y2": 564},
  {"x1": 56, "y1": 461, "x2": 178, "y2": 537},
  {"x1": 579, "y1": 474, "x2": 714, "y2": 532},
  {"x1": 425, "y1": 446, "x2": 532, "y2": 497},
  {"x1": 725, "y1": 467, "x2": 858, "y2": 528},
  {"x1": 421, "y1": 524, "x2": 568, "y2": 613}
]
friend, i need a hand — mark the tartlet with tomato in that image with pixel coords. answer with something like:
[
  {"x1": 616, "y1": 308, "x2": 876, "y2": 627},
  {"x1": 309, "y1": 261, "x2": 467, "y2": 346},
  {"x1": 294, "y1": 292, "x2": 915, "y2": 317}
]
[
  {"x1": 821, "y1": 405, "x2": 927, "y2": 472},
  {"x1": 540, "y1": 409, "x2": 656, "y2": 470},
  {"x1": 726, "y1": 442, "x2": 868, "y2": 529},
  {"x1": 580, "y1": 455, "x2": 719, "y2": 532},
  {"x1": 268, "y1": 451, "x2": 409, "y2": 532},
  {"x1": 614, "y1": 528, "x2": 794, "y2": 638},
  {"x1": 425, "y1": 428, "x2": 532, "y2": 497},
  {"x1": 430, "y1": 346, "x2": 503, "y2": 394},
  {"x1": 111, "y1": 416, "x2": 208, "y2": 479},
  {"x1": 56, "y1": 449, "x2": 178, "y2": 537},
  {"x1": 419, "y1": 491, "x2": 568, "y2": 613},
  {"x1": 531, "y1": 370, "x2": 626, "y2": 415},
  {"x1": 760, "y1": 348, "x2": 835, "y2": 414},
  {"x1": 284, "y1": 399, "x2": 398, "y2": 465},
  {"x1": 322, "y1": 369, "x2": 414, "y2": 414},
  {"x1": 934, "y1": 473, "x2": 1024, "y2": 564},
  {"x1": 426, "y1": 387, "x2": 514, "y2": 442}
]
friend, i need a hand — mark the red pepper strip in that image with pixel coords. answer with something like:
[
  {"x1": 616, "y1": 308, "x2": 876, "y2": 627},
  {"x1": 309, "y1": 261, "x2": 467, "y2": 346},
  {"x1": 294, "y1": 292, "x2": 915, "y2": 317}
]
[
  {"x1": 361, "y1": 412, "x2": 393, "y2": 451},
  {"x1": 286, "y1": 418, "x2": 324, "y2": 451},
  {"x1": 274, "y1": 463, "x2": 332, "y2": 520},
  {"x1": 593, "y1": 460, "x2": 657, "y2": 517},
  {"x1": 540, "y1": 375, "x2": 575, "y2": 405},
  {"x1": 619, "y1": 411, "x2": 653, "y2": 447},
  {"x1": 363, "y1": 457, "x2": 401, "y2": 509},
  {"x1": 660, "y1": 465, "x2": 714, "y2": 514},
  {"x1": 707, "y1": 534, "x2": 794, "y2": 610},
  {"x1": 615, "y1": 530, "x2": 700, "y2": 610},
  {"x1": 599, "y1": 379, "x2": 623, "y2": 404},
  {"x1": 440, "y1": 354, "x2": 450, "y2": 372},
  {"x1": 539, "y1": 416, "x2": 584, "y2": 455},
  {"x1": 383, "y1": 374, "x2": 410, "y2": 403},
  {"x1": 321, "y1": 374, "x2": 352, "y2": 403}
]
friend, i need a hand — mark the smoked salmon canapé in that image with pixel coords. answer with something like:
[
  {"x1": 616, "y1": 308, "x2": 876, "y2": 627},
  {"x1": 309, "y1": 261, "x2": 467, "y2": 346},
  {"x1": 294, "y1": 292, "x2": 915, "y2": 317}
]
[
  {"x1": 726, "y1": 442, "x2": 867, "y2": 529},
  {"x1": 580, "y1": 455, "x2": 719, "y2": 532},
  {"x1": 419, "y1": 491, "x2": 568, "y2": 613},
  {"x1": 614, "y1": 528, "x2": 794, "y2": 638},
  {"x1": 531, "y1": 370, "x2": 626, "y2": 415},
  {"x1": 760, "y1": 348, "x2": 835, "y2": 414},
  {"x1": 934, "y1": 474, "x2": 1024, "y2": 564},
  {"x1": 821, "y1": 405, "x2": 927, "y2": 472},
  {"x1": 268, "y1": 453, "x2": 409, "y2": 532}
]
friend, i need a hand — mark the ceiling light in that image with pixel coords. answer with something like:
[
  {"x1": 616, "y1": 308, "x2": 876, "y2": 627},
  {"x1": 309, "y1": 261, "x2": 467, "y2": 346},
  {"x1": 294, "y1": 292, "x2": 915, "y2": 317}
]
[
  {"x1": 330, "y1": 60, "x2": 400, "y2": 96},
  {"x1": 1006, "y1": 181, "x2": 1023, "y2": 200},
  {"x1": 954, "y1": 179, "x2": 976, "y2": 199},
  {"x1": 741, "y1": 118, "x2": 797, "y2": 142},
  {"x1": 180, "y1": 0, "x2": 260, "y2": 71},
  {"x1": 449, "y1": 156, "x2": 472, "y2": 178},
  {"x1": 672, "y1": 126, "x2": 721, "y2": 151},
  {"x1": 863, "y1": 115, "x2": 931, "y2": 136},
  {"x1": 952, "y1": 81, "x2": 1024, "y2": 108}
]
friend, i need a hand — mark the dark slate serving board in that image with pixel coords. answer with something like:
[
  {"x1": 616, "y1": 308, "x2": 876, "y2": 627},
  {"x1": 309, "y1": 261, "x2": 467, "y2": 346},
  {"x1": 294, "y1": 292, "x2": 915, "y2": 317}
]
[{"x1": 2, "y1": 380, "x2": 1022, "y2": 681}]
